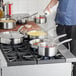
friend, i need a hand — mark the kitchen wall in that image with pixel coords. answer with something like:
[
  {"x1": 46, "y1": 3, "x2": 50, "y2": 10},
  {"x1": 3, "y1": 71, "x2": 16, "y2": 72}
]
[
  {"x1": 4, "y1": 0, "x2": 58, "y2": 37},
  {"x1": 4, "y1": 0, "x2": 51, "y2": 14}
]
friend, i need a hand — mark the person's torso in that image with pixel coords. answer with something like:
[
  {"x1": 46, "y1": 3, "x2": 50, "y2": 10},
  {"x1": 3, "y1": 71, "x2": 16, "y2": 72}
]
[{"x1": 55, "y1": 0, "x2": 76, "y2": 25}]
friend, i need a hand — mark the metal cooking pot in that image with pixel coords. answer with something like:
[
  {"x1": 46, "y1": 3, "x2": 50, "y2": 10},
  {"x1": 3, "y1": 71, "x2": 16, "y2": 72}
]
[
  {"x1": 18, "y1": 26, "x2": 48, "y2": 39},
  {"x1": 29, "y1": 34, "x2": 67, "y2": 48},
  {"x1": 34, "y1": 15, "x2": 47, "y2": 24},
  {"x1": 16, "y1": 12, "x2": 38, "y2": 25},
  {"x1": 0, "y1": 31, "x2": 24, "y2": 44},
  {"x1": 16, "y1": 18, "x2": 28, "y2": 25},
  {"x1": 27, "y1": 30, "x2": 47, "y2": 39},
  {"x1": 0, "y1": 18, "x2": 16, "y2": 29},
  {"x1": 38, "y1": 39, "x2": 72, "y2": 57}
]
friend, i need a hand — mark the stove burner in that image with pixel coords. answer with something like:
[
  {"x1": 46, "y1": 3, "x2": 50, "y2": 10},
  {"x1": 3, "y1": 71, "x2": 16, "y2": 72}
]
[
  {"x1": 8, "y1": 56, "x2": 17, "y2": 62},
  {"x1": 37, "y1": 56, "x2": 54, "y2": 60},
  {"x1": 55, "y1": 53, "x2": 65, "y2": 59},
  {"x1": 22, "y1": 54, "x2": 34, "y2": 60},
  {"x1": 7, "y1": 53, "x2": 17, "y2": 62},
  {"x1": 36, "y1": 51, "x2": 65, "y2": 61},
  {"x1": 3, "y1": 48, "x2": 12, "y2": 53},
  {"x1": 18, "y1": 47, "x2": 30, "y2": 52}
]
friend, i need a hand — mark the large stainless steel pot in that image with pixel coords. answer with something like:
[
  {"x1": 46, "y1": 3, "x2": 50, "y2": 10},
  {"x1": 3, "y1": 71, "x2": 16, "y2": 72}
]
[
  {"x1": 0, "y1": 31, "x2": 24, "y2": 44},
  {"x1": 38, "y1": 39, "x2": 72, "y2": 57},
  {"x1": 0, "y1": 18, "x2": 16, "y2": 29}
]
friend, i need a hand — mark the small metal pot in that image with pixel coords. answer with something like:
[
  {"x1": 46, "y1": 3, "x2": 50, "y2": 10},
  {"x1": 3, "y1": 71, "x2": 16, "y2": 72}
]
[
  {"x1": 34, "y1": 15, "x2": 47, "y2": 24},
  {"x1": 0, "y1": 31, "x2": 24, "y2": 44},
  {"x1": 16, "y1": 12, "x2": 38, "y2": 25},
  {"x1": 38, "y1": 39, "x2": 72, "y2": 57},
  {"x1": 16, "y1": 18, "x2": 28, "y2": 25},
  {"x1": 0, "y1": 18, "x2": 16, "y2": 29}
]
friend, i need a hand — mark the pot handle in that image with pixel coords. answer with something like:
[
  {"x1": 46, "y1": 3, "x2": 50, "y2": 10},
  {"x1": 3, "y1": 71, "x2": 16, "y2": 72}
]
[
  {"x1": 53, "y1": 34, "x2": 67, "y2": 42},
  {"x1": 17, "y1": 26, "x2": 24, "y2": 33},
  {"x1": 57, "y1": 38, "x2": 72, "y2": 46}
]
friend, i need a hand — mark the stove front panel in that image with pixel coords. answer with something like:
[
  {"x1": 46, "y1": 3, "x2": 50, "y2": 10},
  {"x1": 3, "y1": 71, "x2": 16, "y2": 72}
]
[{"x1": 1, "y1": 63, "x2": 72, "y2": 76}]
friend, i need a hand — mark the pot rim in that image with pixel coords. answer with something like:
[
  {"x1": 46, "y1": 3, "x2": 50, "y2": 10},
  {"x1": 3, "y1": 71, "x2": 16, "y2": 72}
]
[{"x1": 35, "y1": 16, "x2": 46, "y2": 19}]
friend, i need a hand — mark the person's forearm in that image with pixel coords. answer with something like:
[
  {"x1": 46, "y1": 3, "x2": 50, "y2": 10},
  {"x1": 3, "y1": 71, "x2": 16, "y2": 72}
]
[{"x1": 48, "y1": 0, "x2": 58, "y2": 8}]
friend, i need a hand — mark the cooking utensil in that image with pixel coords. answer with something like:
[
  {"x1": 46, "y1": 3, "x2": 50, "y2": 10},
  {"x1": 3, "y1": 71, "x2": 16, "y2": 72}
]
[
  {"x1": 16, "y1": 18, "x2": 27, "y2": 25},
  {"x1": 18, "y1": 25, "x2": 48, "y2": 39},
  {"x1": 45, "y1": 34, "x2": 67, "y2": 43},
  {"x1": 22, "y1": 12, "x2": 38, "y2": 19},
  {"x1": 29, "y1": 39, "x2": 42, "y2": 48},
  {"x1": 0, "y1": 31, "x2": 24, "y2": 44},
  {"x1": 29, "y1": 34, "x2": 67, "y2": 48},
  {"x1": 34, "y1": 15, "x2": 47, "y2": 24},
  {"x1": 38, "y1": 38, "x2": 72, "y2": 57},
  {"x1": 0, "y1": 18, "x2": 16, "y2": 29},
  {"x1": 16, "y1": 12, "x2": 38, "y2": 24},
  {"x1": 52, "y1": 34, "x2": 67, "y2": 42},
  {"x1": 27, "y1": 30, "x2": 47, "y2": 39}
]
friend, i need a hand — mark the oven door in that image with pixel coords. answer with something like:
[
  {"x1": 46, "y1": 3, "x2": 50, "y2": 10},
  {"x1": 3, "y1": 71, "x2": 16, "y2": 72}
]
[{"x1": 1, "y1": 63, "x2": 72, "y2": 76}]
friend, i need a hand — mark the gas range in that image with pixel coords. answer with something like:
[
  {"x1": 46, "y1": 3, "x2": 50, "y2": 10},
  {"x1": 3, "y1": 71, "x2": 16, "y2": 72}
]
[{"x1": 0, "y1": 38, "x2": 65, "y2": 66}]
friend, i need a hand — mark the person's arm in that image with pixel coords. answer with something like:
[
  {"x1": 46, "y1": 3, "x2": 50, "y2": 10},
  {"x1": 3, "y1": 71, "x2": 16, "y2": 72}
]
[{"x1": 45, "y1": 0, "x2": 58, "y2": 13}]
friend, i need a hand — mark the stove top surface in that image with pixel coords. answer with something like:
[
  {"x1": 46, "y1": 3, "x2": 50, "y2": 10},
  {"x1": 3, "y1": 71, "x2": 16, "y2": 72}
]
[{"x1": 0, "y1": 38, "x2": 66, "y2": 66}]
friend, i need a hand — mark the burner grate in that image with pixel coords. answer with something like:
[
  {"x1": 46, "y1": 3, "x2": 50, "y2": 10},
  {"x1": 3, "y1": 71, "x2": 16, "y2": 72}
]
[{"x1": 0, "y1": 38, "x2": 66, "y2": 66}]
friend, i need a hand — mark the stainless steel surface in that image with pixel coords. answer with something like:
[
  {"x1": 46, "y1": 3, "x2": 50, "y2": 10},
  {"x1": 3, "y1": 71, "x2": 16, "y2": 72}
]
[
  {"x1": 16, "y1": 18, "x2": 27, "y2": 24},
  {"x1": 52, "y1": 34, "x2": 67, "y2": 42},
  {"x1": 12, "y1": 13, "x2": 30, "y2": 24},
  {"x1": 34, "y1": 15, "x2": 47, "y2": 24},
  {"x1": 0, "y1": 31, "x2": 24, "y2": 44},
  {"x1": 58, "y1": 45, "x2": 76, "y2": 62},
  {"x1": 2, "y1": 22, "x2": 16, "y2": 29},
  {"x1": 1, "y1": 63, "x2": 72, "y2": 76},
  {"x1": 29, "y1": 39, "x2": 42, "y2": 48},
  {"x1": 16, "y1": 12, "x2": 38, "y2": 24},
  {"x1": 4, "y1": 3, "x2": 9, "y2": 17},
  {"x1": 22, "y1": 12, "x2": 38, "y2": 19},
  {"x1": 0, "y1": 18, "x2": 16, "y2": 29},
  {"x1": 38, "y1": 42, "x2": 57, "y2": 57}
]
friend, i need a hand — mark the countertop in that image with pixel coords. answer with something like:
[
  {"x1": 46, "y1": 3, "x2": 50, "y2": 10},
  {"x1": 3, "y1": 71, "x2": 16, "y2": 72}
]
[{"x1": 0, "y1": 21, "x2": 40, "y2": 32}]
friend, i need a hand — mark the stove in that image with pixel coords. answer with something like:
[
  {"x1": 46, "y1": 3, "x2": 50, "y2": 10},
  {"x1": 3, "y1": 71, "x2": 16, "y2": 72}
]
[{"x1": 0, "y1": 38, "x2": 65, "y2": 66}]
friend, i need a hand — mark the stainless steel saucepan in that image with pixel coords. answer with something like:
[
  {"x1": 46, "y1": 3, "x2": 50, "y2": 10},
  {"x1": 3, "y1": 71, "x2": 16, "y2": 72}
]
[
  {"x1": 34, "y1": 15, "x2": 47, "y2": 24},
  {"x1": 38, "y1": 38, "x2": 72, "y2": 57},
  {"x1": 0, "y1": 31, "x2": 24, "y2": 44}
]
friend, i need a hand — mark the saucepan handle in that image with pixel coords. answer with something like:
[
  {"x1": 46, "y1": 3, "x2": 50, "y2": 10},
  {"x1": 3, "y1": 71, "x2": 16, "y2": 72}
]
[
  {"x1": 53, "y1": 34, "x2": 67, "y2": 42},
  {"x1": 57, "y1": 38, "x2": 72, "y2": 47}
]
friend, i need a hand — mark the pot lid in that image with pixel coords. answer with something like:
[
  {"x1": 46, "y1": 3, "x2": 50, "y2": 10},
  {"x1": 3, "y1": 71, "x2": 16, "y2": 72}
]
[{"x1": 0, "y1": 31, "x2": 24, "y2": 39}]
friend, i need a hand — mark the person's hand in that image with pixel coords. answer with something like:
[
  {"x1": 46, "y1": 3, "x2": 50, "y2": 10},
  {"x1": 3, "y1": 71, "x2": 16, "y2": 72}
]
[{"x1": 44, "y1": 4, "x2": 51, "y2": 14}]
